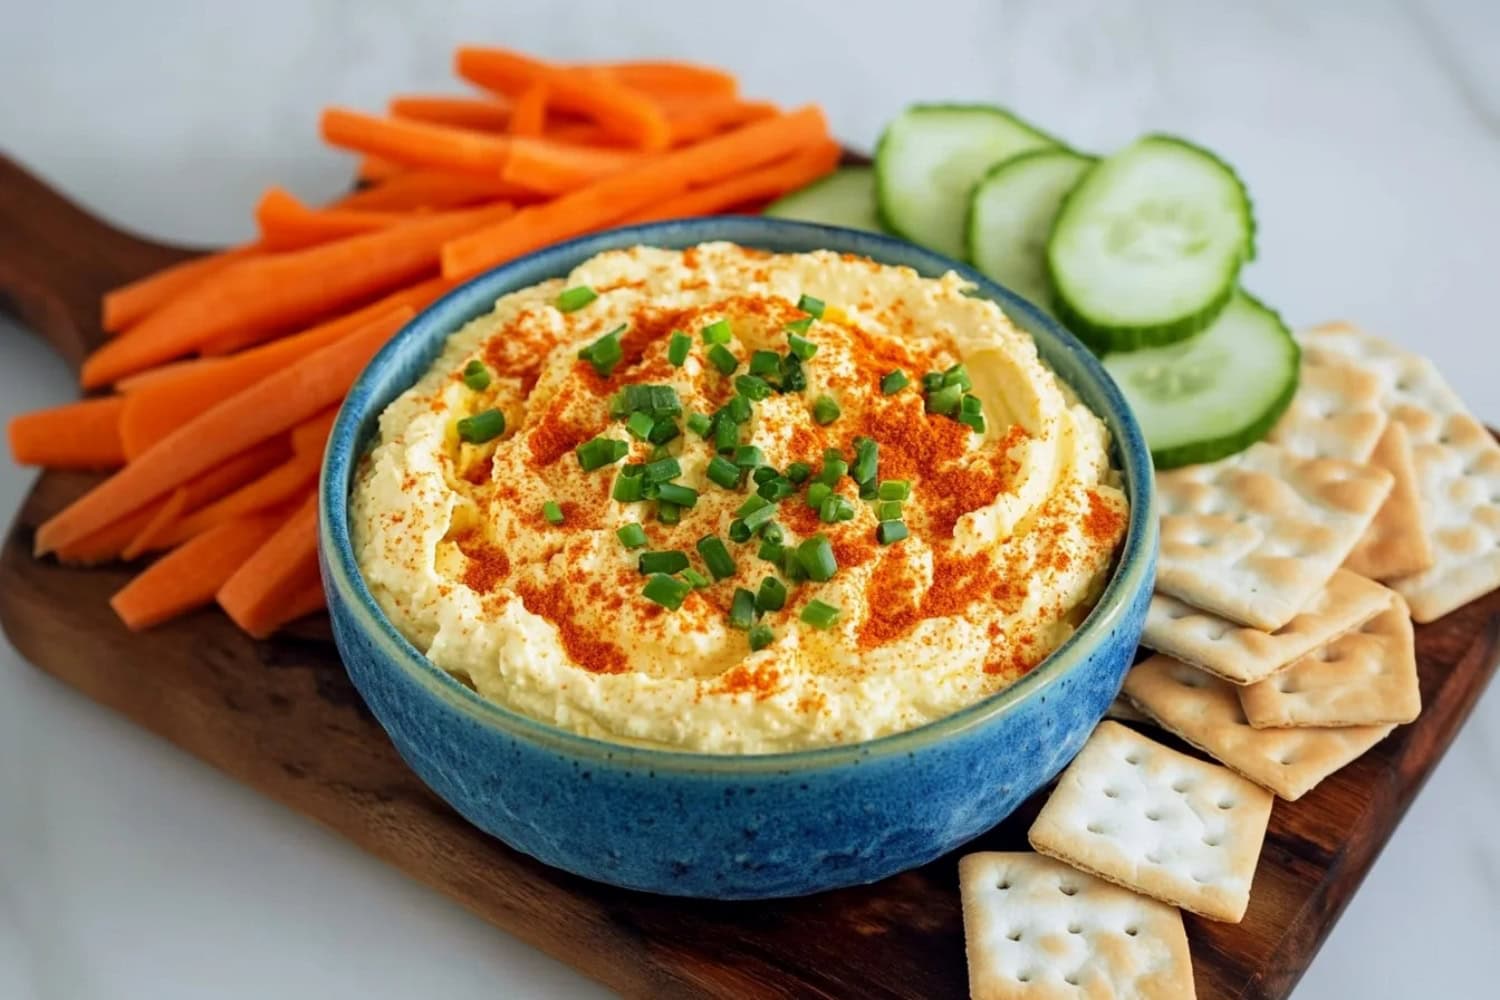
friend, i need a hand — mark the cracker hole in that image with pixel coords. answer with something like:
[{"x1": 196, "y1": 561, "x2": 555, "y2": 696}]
[
  {"x1": 1204, "y1": 834, "x2": 1222, "y2": 846},
  {"x1": 1059, "y1": 883, "x2": 1079, "y2": 897},
  {"x1": 1016, "y1": 971, "x2": 1032, "y2": 983},
  {"x1": 1068, "y1": 923, "x2": 1082, "y2": 935},
  {"x1": 1146, "y1": 810, "x2": 1162, "y2": 822},
  {"x1": 996, "y1": 880, "x2": 1011, "y2": 891},
  {"x1": 1171, "y1": 779, "x2": 1192, "y2": 793},
  {"x1": 1217, "y1": 799, "x2": 1235, "y2": 810},
  {"x1": 1146, "y1": 851, "x2": 1164, "y2": 864},
  {"x1": 1175, "y1": 672, "x2": 1206, "y2": 689},
  {"x1": 1104, "y1": 787, "x2": 1120, "y2": 798},
  {"x1": 1277, "y1": 677, "x2": 1296, "y2": 694},
  {"x1": 1065, "y1": 974, "x2": 1081, "y2": 986},
  {"x1": 1279, "y1": 751, "x2": 1299, "y2": 766},
  {"x1": 1007, "y1": 930, "x2": 1023, "y2": 942},
  {"x1": 1125, "y1": 926, "x2": 1140, "y2": 937},
  {"x1": 1193, "y1": 873, "x2": 1210, "y2": 884},
  {"x1": 1087, "y1": 822, "x2": 1106, "y2": 835},
  {"x1": 1125, "y1": 753, "x2": 1142, "y2": 766}
]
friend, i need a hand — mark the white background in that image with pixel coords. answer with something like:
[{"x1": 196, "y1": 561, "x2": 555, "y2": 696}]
[{"x1": 2, "y1": 1, "x2": 1498, "y2": 997}]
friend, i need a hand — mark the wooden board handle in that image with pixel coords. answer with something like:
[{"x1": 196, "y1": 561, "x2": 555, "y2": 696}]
[{"x1": 0, "y1": 154, "x2": 198, "y2": 373}]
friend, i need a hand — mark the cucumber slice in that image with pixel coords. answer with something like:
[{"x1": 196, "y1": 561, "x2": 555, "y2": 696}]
[
  {"x1": 876, "y1": 105, "x2": 1060, "y2": 260},
  {"x1": 967, "y1": 148, "x2": 1095, "y2": 309},
  {"x1": 764, "y1": 166, "x2": 883, "y2": 232},
  {"x1": 1103, "y1": 291, "x2": 1298, "y2": 470},
  {"x1": 1048, "y1": 135, "x2": 1255, "y2": 352}
]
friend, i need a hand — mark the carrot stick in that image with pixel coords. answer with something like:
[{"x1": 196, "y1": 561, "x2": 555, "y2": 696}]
[
  {"x1": 290, "y1": 406, "x2": 340, "y2": 459},
  {"x1": 116, "y1": 358, "x2": 217, "y2": 394},
  {"x1": 121, "y1": 487, "x2": 188, "y2": 561},
  {"x1": 508, "y1": 83, "x2": 549, "y2": 137},
  {"x1": 443, "y1": 105, "x2": 829, "y2": 279},
  {"x1": 79, "y1": 202, "x2": 508, "y2": 388},
  {"x1": 116, "y1": 279, "x2": 440, "y2": 457},
  {"x1": 158, "y1": 452, "x2": 319, "y2": 548},
  {"x1": 389, "y1": 94, "x2": 512, "y2": 131},
  {"x1": 628, "y1": 140, "x2": 841, "y2": 223},
  {"x1": 542, "y1": 120, "x2": 617, "y2": 146},
  {"x1": 322, "y1": 108, "x2": 512, "y2": 177},
  {"x1": 663, "y1": 97, "x2": 779, "y2": 146},
  {"x1": 255, "y1": 187, "x2": 403, "y2": 251},
  {"x1": 56, "y1": 502, "x2": 162, "y2": 565},
  {"x1": 500, "y1": 137, "x2": 646, "y2": 195},
  {"x1": 457, "y1": 48, "x2": 671, "y2": 151},
  {"x1": 8, "y1": 396, "x2": 128, "y2": 470},
  {"x1": 333, "y1": 170, "x2": 535, "y2": 212},
  {"x1": 356, "y1": 155, "x2": 408, "y2": 182},
  {"x1": 265, "y1": 575, "x2": 328, "y2": 632},
  {"x1": 596, "y1": 60, "x2": 739, "y2": 98},
  {"x1": 102, "y1": 246, "x2": 258, "y2": 334},
  {"x1": 111, "y1": 511, "x2": 288, "y2": 630},
  {"x1": 40, "y1": 306, "x2": 414, "y2": 555},
  {"x1": 217, "y1": 494, "x2": 320, "y2": 638}
]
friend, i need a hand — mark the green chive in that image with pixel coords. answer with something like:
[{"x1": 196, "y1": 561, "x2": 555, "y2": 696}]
[
  {"x1": 795, "y1": 534, "x2": 838, "y2": 582},
  {"x1": 576, "y1": 435, "x2": 628, "y2": 471},
  {"x1": 880, "y1": 369, "x2": 909, "y2": 395},
  {"x1": 876, "y1": 500, "x2": 904, "y2": 521},
  {"x1": 796, "y1": 294, "x2": 825, "y2": 318},
  {"x1": 642, "y1": 573, "x2": 691, "y2": 610},
  {"x1": 667, "y1": 331, "x2": 691, "y2": 366},
  {"x1": 642, "y1": 456, "x2": 681, "y2": 483},
  {"x1": 648, "y1": 418, "x2": 680, "y2": 447},
  {"x1": 734, "y1": 374, "x2": 774, "y2": 401},
  {"x1": 707, "y1": 344, "x2": 738, "y2": 375},
  {"x1": 926, "y1": 383, "x2": 963, "y2": 416},
  {"x1": 462, "y1": 359, "x2": 492, "y2": 391},
  {"x1": 686, "y1": 411, "x2": 713, "y2": 437},
  {"x1": 697, "y1": 536, "x2": 735, "y2": 580},
  {"x1": 742, "y1": 502, "x2": 778, "y2": 532},
  {"x1": 785, "y1": 461, "x2": 812, "y2": 484},
  {"x1": 616, "y1": 523, "x2": 648, "y2": 549},
  {"x1": 819, "y1": 495, "x2": 855, "y2": 524},
  {"x1": 625, "y1": 411, "x2": 655, "y2": 440},
  {"x1": 877, "y1": 520, "x2": 909, "y2": 544},
  {"x1": 760, "y1": 522, "x2": 785, "y2": 545},
  {"x1": 613, "y1": 467, "x2": 646, "y2": 502},
  {"x1": 706, "y1": 455, "x2": 742, "y2": 489},
  {"x1": 657, "y1": 500, "x2": 681, "y2": 524},
  {"x1": 614, "y1": 384, "x2": 681, "y2": 417},
  {"x1": 725, "y1": 395, "x2": 752, "y2": 423},
  {"x1": 805, "y1": 481, "x2": 832, "y2": 509},
  {"x1": 752, "y1": 465, "x2": 779, "y2": 486},
  {"x1": 714, "y1": 415, "x2": 739, "y2": 453},
  {"x1": 859, "y1": 479, "x2": 878, "y2": 500},
  {"x1": 756, "y1": 576, "x2": 787, "y2": 613},
  {"x1": 701, "y1": 318, "x2": 732, "y2": 344},
  {"x1": 758, "y1": 539, "x2": 785, "y2": 564},
  {"x1": 958, "y1": 410, "x2": 986, "y2": 433},
  {"x1": 878, "y1": 479, "x2": 911, "y2": 501},
  {"x1": 457, "y1": 408, "x2": 506, "y2": 444},
  {"x1": 922, "y1": 371, "x2": 944, "y2": 392},
  {"x1": 682, "y1": 568, "x2": 711, "y2": 589},
  {"x1": 728, "y1": 588, "x2": 757, "y2": 630},
  {"x1": 737, "y1": 494, "x2": 770, "y2": 518},
  {"x1": 850, "y1": 437, "x2": 878, "y2": 485},
  {"x1": 961, "y1": 393, "x2": 983, "y2": 415},
  {"x1": 748, "y1": 623, "x2": 775, "y2": 651},
  {"x1": 732, "y1": 445, "x2": 764, "y2": 468},
  {"x1": 942, "y1": 363, "x2": 972, "y2": 390},
  {"x1": 818, "y1": 455, "x2": 848, "y2": 485},
  {"x1": 728, "y1": 519, "x2": 752, "y2": 543},
  {"x1": 557, "y1": 285, "x2": 598, "y2": 312},
  {"x1": 542, "y1": 501, "x2": 564, "y2": 525},
  {"x1": 778, "y1": 353, "x2": 808, "y2": 392},
  {"x1": 577, "y1": 324, "x2": 625, "y2": 377},
  {"x1": 784, "y1": 316, "x2": 814, "y2": 335},
  {"x1": 782, "y1": 551, "x2": 808, "y2": 582},
  {"x1": 639, "y1": 550, "x2": 689, "y2": 575},
  {"x1": 757, "y1": 477, "x2": 795, "y2": 502},
  {"x1": 787, "y1": 332, "x2": 819, "y2": 360},
  {"x1": 811, "y1": 394, "x2": 841, "y2": 426},
  {"x1": 749, "y1": 350, "x2": 781, "y2": 377},
  {"x1": 655, "y1": 482, "x2": 698, "y2": 508},
  {"x1": 800, "y1": 599, "x2": 841, "y2": 629}
]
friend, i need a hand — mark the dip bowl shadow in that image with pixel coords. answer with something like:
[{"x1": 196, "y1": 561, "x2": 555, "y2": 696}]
[{"x1": 320, "y1": 217, "x2": 1157, "y2": 899}]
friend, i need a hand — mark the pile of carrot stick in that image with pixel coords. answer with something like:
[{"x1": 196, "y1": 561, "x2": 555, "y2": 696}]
[{"x1": 5, "y1": 47, "x2": 837, "y2": 638}]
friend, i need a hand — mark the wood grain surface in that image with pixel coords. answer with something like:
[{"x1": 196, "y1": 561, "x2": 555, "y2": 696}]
[{"x1": 1, "y1": 152, "x2": 1496, "y2": 999}]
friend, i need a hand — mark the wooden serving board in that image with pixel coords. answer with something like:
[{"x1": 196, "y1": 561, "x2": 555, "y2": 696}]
[{"x1": 2, "y1": 152, "x2": 1497, "y2": 1000}]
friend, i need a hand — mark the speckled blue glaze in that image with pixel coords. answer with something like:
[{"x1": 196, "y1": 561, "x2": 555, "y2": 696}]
[{"x1": 319, "y1": 217, "x2": 1157, "y2": 899}]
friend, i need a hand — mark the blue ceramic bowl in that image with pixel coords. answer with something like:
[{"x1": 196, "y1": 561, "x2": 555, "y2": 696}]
[{"x1": 319, "y1": 217, "x2": 1157, "y2": 899}]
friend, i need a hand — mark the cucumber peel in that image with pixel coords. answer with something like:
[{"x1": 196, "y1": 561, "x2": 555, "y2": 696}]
[{"x1": 764, "y1": 166, "x2": 883, "y2": 232}]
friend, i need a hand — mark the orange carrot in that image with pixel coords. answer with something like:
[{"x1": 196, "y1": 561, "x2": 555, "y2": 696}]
[
  {"x1": 116, "y1": 358, "x2": 218, "y2": 394},
  {"x1": 443, "y1": 105, "x2": 830, "y2": 279},
  {"x1": 663, "y1": 97, "x2": 779, "y2": 145},
  {"x1": 158, "y1": 452, "x2": 319, "y2": 548},
  {"x1": 322, "y1": 108, "x2": 512, "y2": 177},
  {"x1": 217, "y1": 494, "x2": 320, "y2": 638},
  {"x1": 509, "y1": 83, "x2": 549, "y2": 136},
  {"x1": 79, "y1": 202, "x2": 509, "y2": 388},
  {"x1": 628, "y1": 140, "x2": 842, "y2": 223},
  {"x1": 596, "y1": 60, "x2": 739, "y2": 98},
  {"x1": 542, "y1": 120, "x2": 617, "y2": 146},
  {"x1": 116, "y1": 279, "x2": 439, "y2": 457},
  {"x1": 500, "y1": 137, "x2": 646, "y2": 195},
  {"x1": 291, "y1": 406, "x2": 340, "y2": 459},
  {"x1": 56, "y1": 502, "x2": 163, "y2": 565},
  {"x1": 255, "y1": 187, "x2": 403, "y2": 251},
  {"x1": 8, "y1": 396, "x2": 128, "y2": 470},
  {"x1": 457, "y1": 48, "x2": 671, "y2": 151},
  {"x1": 102, "y1": 246, "x2": 258, "y2": 334},
  {"x1": 267, "y1": 575, "x2": 328, "y2": 632},
  {"x1": 334, "y1": 170, "x2": 536, "y2": 212},
  {"x1": 111, "y1": 511, "x2": 288, "y2": 630},
  {"x1": 121, "y1": 487, "x2": 188, "y2": 561},
  {"x1": 40, "y1": 306, "x2": 414, "y2": 555},
  {"x1": 356, "y1": 155, "x2": 408, "y2": 182},
  {"x1": 389, "y1": 94, "x2": 512, "y2": 131}
]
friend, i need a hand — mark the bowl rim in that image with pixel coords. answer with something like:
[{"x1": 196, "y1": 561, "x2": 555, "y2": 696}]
[{"x1": 320, "y1": 216, "x2": 1158, "y2": 775}]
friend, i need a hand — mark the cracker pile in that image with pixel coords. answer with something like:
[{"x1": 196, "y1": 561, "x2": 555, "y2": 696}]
[{"x1": 960, "y1": 325, "x2": 1487, "y2": 998}]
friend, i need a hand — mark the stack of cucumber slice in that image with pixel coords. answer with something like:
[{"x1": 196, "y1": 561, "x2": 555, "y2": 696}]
[{"x1": 761, "y1": 105, "x2": 1298, "y2": 470}]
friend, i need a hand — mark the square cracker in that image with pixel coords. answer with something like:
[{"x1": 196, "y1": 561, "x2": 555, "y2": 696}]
[
  {"x1": 959, "y1": 851, "x2": 1196, "y2": 1000},
  {"x1": 1122, "y1": 655, "x2": 1394, "y2": 800},
  {"x1": 1344, "y1": 421, "x2": 1434, "y2": 580},
  {"x1": 1239, "y1": 595, "x2": 1420, "y2": 729},
  {"x1": 1304, "y1": 323, "x2": 1500, "y2": 622},
  {"x1": 1266, "y1": 354, "x2": 1387, "y2": 463},
  {"x1": 1027, "y1": 721, "x2": 1272, "y2": 923},
  {"x1": 1141, "y1": 569, "x2": 1392, "y2": 685},
  {"x1": 1157, "y1": 442, "x2": 1393, "y2": 631}
]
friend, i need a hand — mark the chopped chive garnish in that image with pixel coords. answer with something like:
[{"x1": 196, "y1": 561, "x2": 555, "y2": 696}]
[
  {"x1": 462, "y1": 359, "x2": 492, "y2": 391},
  {"x1": 742, "y1": 501, "x2": 778, "y2": 532},
  {"x1": 880, "y1": 369, "x2": 909, "y2": 395},
  {"x1": 749, "y1": 622, "x2": 775, "y2": 651},
  {"x1": 756, "y1": 576, "x2": 787, "y2": 613},
  {"x1": 737, "y1": 494, "x2": 771, "y2": 518},
  {"x1": 642, "y1": 573, "x2": 691, "y2": 610},
  {"x1": 728, "y1": 519, "x2": 752, "y2": 543},
  {"x1": 650, "y1": 443, "x2": 672, "y2": 461},
  {"x1": 657, "y1": 499, "x2": 681, "y2": 524},
  {"x1": 577, "y1": 324, "x2": 626, "y2": 377},
  {"x1": 734, "y1": 374, "x2": 774, "y2": 401},
  {"x1": 706, "y1": 455, "x2": 743, "y2": 489},
  {"x1": 796, "y1": 294, "x2": 825, "y2": 318},
  {"x1": 714, "y1": 415, "x2": 739, "y2": 453},
  {"x1": 876, "y1": 500, "x2": 904, "y2": 521},
  {"x1": 784, "y1": 316, "x2": 814, "y2": 335},
  {"x1": 576, "y1": 435, "x2": 628, "y2": 471},
  {"x1": 647, "y1": 418, "x2": 680, "y2": 446},
  {"x1": 700, "y1": 319, "x2": 733, "y2": 344},
  {"x1": 682, "y1": 568, "x2": 711, "y2": 589},
  {"x1": 795, "y1": 534, "x2": 838, "y2": 582},
  {"x1": 625, "y1": 411, "x2": 655, "y2": 440},
  {"x1": 878, "y1": 479, "x2": 911, "y2": 501},
  {"x1": 752, "y1": 465, "x2": 779, "y2": 486},
  {"x1": 785, "y1": 461, "x2": 812, "y2": 484},
  {"x1": 926, "y1": 383, "x2": 963, "y2": 416},
  {"x1": 725, "y1": 395, "x2": 752, "y2": 423},
  {"x1": 760, "y1": 522, "x2": 785, "y2": 545},
  {"x1": 686, "y1": 412, "x2": 713, "y2": 437},
  {"x1": 697, "y1": 535, "x2": 736, "y2": 580},
  {"x1": 811, "y1": 394, "x2": 841, "y2": 426},
  {"x1": 800, "y1": 599, "x2": 841, "y2": 629},
  {"x1": 806, "y1": 481, "x2": 832, "y2": 509},
  {"x1": 542, "y1": 501, "x2": 565, "y2": 525},
  {"x1": 757, "y1": 477, "x2": 795, "y2": 502},
  {"x1": 818, "y1": 455, "x2": 848, "y2": 485},
  {"x1": 639, "y1": 550, "x2": 690, "y2": 575},
  {"x1": 728, "y1": 588, "x2": 757, "y2": 630},
  {"x1": 778, "y1": 353, "x2": 808, "y2": 392},
  {"x1": 749, "y1": 350, "x2": 781, "y2": 377},
  {"x1": 758, "y1": 539, "x2": 785, "y2": 564},
  {"x1": 707, "y1": 344, "x2": 738, "y2": 376},
  {"x1": 667, "y1": 331, "x2": 691, "y2": 366},
  {"x1": 616, "y1": 523, "x2": 648, "y2": 549},
  {"x1": 614, "y1": 384, "x2": 682, "y2": 418},
  {"x1": 877, "y1": 520, "x2": 909, "y2": 544},
  {"x1": 942, "y1": 363, "x2": 973, "y2": 391},
  {"x1": 557, "y1": 285, "x2": 598, "y2": 312},
  {"x1": 732, "y1": 445, "x2": 765, "y2": 468},
  {"x1": 820, "y1": 495, "x2": 856, "y2": 524},
  {"x1": 787, "y1": 332, "x2": 819, "y2": 360},
  {"x1": 642, "y1": 456, "x2": 681, "y2": 483},
  {"x1": 859, "y1": 479, "x2": 878, "y2": 500},
  {"x1": 922, "y1": 371, "x2": 944, "y2": 392},
  {"x1": 613, "y1": 467, "x2": 645, "y2": 502},
  {"x1": 655, "y1": 482, "x2": 698, "y2": 508},
  {"x1": 782, "y1": 551, "x2": 808, "y2": 582},
  {"x1": 961, "y1": 393, "x2": 983, "y2": 415},
  {"x1": 850, "y1": 437, "x2": 879, "y2": 485},
  {"x1": 457, "y1": 408, "x2": 506, "y2": 444},
  {"x1": 958, "y1": 410, "x2": 986, "y2": 433}
]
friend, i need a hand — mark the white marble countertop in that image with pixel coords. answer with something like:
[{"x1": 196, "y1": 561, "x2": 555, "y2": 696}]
[{"x1": 2, "y1": 1, "x2": 1497, "y2": 996}]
